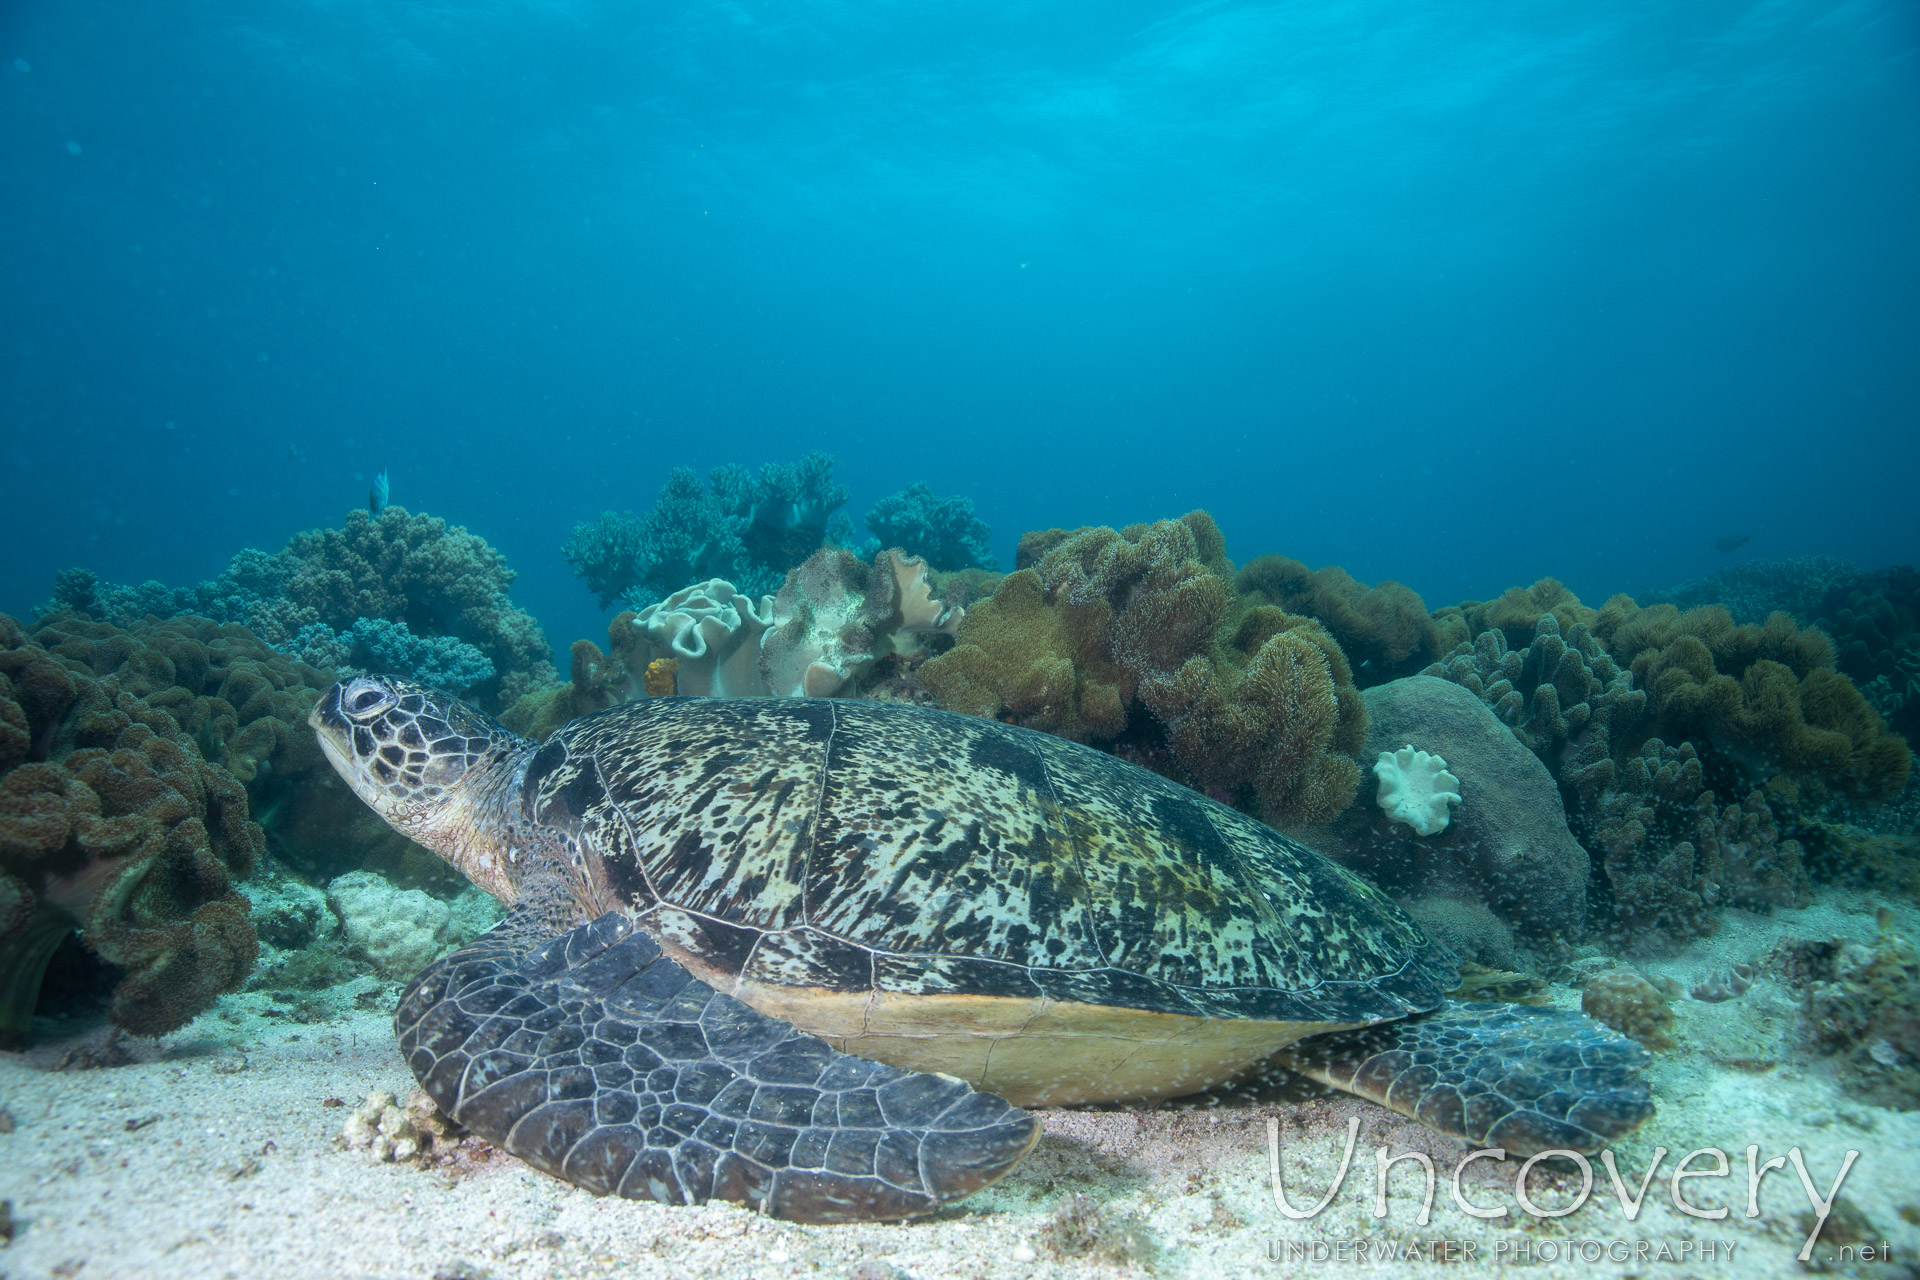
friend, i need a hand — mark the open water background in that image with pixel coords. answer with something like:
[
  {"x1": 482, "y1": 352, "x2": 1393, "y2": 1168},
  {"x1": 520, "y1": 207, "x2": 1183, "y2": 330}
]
[{"x1": 4, "y1": 0, "x2": 1917, "y2": 655}]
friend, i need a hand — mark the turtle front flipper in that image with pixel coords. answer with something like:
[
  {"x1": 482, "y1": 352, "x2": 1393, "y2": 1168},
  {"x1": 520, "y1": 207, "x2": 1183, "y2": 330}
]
[
  {"x1": 396, "y1": 909, "x2": 1041, "y2": 1223},
  {"x1": 1271, "y1": 1001, "x2": 1654, "y2": 1156}
]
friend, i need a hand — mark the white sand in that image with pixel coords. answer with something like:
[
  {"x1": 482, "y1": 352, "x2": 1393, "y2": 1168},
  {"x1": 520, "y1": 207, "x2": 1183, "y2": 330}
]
[{"x1": 3, "y1": 889, "x2": 1918, "y2": 1280}]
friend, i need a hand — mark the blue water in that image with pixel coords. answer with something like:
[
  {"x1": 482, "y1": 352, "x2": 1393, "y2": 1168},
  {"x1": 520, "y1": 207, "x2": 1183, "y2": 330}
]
[{"x1": 4, "y1": 0, "x2": 1917, "y2": 657}]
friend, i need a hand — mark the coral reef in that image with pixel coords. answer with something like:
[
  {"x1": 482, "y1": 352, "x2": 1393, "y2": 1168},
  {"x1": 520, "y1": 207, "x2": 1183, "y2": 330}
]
[
  {"x1": 1426, "y1": 614, "x2": 1645, "y2": 796},
  {"x1": 1773, "y1": 932, "x2": 1920, "y2": 1110},
  {"x1": 1141, "y1": 612, "x2": 1365, "y2": 828},
  {"x1": 630, "y1": 581, "x2": 778, "y2": 698},
  {"x1": 287, "y1": 619, "x2": 494, "y2": 696},
  {"x1": 23, "y1": 611, "x2": 423, "y2": 888},
  {"x1": 1371, "y1": 745, "x2": 1460, "y2": 837},
  {"x1": 1581, "y1": 739, "x2": 1809, "y2": 942},
  {"x1": 1581, "y1": 968, "x2": 1676, "y2": 1051},
  {"x1": 563, "y1": 453, "x2": 850, "y2": 609},
  {"x1": 67, "y1": 507, "x2": 554, "y2": 715},
  {"x1": 1237, "y1": 556, "x2": 1461, "y2": 685},
  {"x1": 918, "y1": 569, "x2": 1128, "y2": 741},
  {"x1": 924, "y1": 513, "x2": 1368, "y2": 828},
  {"x1": 863, "y1": 482, "x2": 998, "y2": 572},
  {"x1": 760, "y1": 548, "x2": 963, "y2": 697},
  {"x1": 1592, "y1": 598, "x2": 1911, "y2": 801},
  {"x1": 1301, "y1": 676, "x2": 1590, "y2": 946},
  {"x1": 1642, "y1": 556, "x2": 1863, "y2": 625},
  {"x1": 1, "y1": 614, "x2": 263, "y2": 1044},
  {"x1": 1436, "y1": 578, "x2": 1598, "y2": 651}
]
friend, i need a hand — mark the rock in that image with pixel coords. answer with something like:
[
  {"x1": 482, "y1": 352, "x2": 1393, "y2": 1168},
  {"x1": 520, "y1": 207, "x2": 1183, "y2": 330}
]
[{"x1": 1301, "y1": 675, "x2": 1588, "y2": 944}]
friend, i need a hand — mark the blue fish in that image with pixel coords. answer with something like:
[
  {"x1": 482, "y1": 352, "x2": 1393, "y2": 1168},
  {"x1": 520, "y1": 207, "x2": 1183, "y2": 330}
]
[{"x1": 369, "y1": 466, "x2": 390, "y2": 513}]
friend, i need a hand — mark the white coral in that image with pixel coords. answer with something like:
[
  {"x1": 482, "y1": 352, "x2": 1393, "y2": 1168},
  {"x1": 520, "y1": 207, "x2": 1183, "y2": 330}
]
[
  {"x1": 1373, "y1": 745, "x2": 1461, "y2": 837},
  {"x1": 761, "y1": 549, "x2": 963, "y2": 698},
  {"x1": 632, "y1": 580, "x2": 777, "y2": 697}
]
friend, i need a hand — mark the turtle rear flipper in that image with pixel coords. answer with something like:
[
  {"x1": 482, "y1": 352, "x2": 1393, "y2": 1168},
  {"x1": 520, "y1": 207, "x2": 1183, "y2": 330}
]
[
  {"x1": 1272, "y1": 1001, "x2": 1654, "y2": 1156},
  {"x1": 397, "y1": 910, "x2": 1040, "y2": 1223}
]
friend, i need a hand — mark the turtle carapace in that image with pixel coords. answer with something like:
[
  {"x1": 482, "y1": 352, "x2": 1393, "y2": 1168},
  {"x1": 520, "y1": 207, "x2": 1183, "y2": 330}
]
[{"x1": 312, "y1": 675, "x2": 1653, "y2": 1224}]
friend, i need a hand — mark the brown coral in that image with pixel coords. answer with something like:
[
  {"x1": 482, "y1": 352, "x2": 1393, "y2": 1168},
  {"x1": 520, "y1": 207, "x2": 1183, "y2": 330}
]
[
  {"x1": 1, "y1": 614, "x2": 264, "y2": 1045},
  {"x1": 1581, "y1": 969, "x2": 1676, "y2": 1051},
  {"x1": 1583, "y1": 738, "x2": 1808, "y2": 943},
  {"x1": 1592, "y1": 600, "x2": 1910, "y2": 800},
  {"x1": 1237, "y1": 556, "x2": 1460, "y2": 684},
  {"x1": 919, "y1": 569, "x2": 1127, "y2": 741},
  {"x1": 928, "y1": 513, "x2": 1367, "y2": 827},
  {"x1": 1138, "y1": 612, "x2": 1366, "y2": 829},
  {"x1": 1427, "y1": 614, "x2": 1645, "y2": 794},
  {"x1": 1441, "y1": 578, "x2": 1600, "y2": 650}
]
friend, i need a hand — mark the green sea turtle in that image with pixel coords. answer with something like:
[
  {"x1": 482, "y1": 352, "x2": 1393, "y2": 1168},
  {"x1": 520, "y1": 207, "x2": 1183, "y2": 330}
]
[{"x1": 311, "y1": 674, "x2": 1654, "y2": 1224}]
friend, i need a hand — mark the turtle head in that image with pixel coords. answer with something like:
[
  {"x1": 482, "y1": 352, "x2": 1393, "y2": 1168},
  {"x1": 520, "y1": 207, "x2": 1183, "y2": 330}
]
[{"x1": 310, "y1": 674, "x2": 532, "y2": 902}]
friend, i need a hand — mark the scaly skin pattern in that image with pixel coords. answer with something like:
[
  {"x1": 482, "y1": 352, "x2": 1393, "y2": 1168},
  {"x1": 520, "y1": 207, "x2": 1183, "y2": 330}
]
[
  {"x1": 1274, "y1": 1001, "x2": 1655, "y2": 1155},
  {"x1": 396, "y1": 907, "x2": 1041, "y2": 1223}
]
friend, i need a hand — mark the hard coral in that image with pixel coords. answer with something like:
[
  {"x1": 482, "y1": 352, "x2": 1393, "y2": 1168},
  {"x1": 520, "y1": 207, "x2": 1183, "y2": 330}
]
[
  {"x1": 0, "y1": 614, "x2": 263, "y2": 1045},
  {"x1": 1237, "y1": 556, "x2": 1459, "y2": 685},
  {"x1": 565, "y1": 453, "x2": 850, "y2": 609},
  {"x1": 1301, "y1": 675, "x2": 1590, "y2": 944},
  {"x1": 69, "y1": 507, "x2": 554, "y2": 715},
  {"x1": 862, "y1": 483, "x2": 997, "y2": 572}
]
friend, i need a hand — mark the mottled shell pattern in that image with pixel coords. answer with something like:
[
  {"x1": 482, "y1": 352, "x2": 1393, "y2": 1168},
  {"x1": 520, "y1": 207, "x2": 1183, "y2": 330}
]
[{"x1": 517, "y1": 698, "x2": 1456, "y2": 1025}]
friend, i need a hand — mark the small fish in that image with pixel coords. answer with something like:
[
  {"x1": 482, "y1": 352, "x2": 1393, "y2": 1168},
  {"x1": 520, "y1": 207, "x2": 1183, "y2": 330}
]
[
  {"x1": 369, "y1": 466, "x2": 390, "y2": 513},
  {"x1": 1715, "y1": 533, "x2": 1749, "y2": 553}
]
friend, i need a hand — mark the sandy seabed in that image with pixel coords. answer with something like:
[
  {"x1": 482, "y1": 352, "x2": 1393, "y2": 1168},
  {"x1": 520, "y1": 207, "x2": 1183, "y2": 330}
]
[{"x1": 3, "y1": 889, "x2": 1918, "y2": 1280}]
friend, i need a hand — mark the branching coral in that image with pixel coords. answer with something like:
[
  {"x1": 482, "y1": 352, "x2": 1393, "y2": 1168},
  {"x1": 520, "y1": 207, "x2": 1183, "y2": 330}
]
[
  {"x1": 288, "y1": 618, "x2": 494, "y2": 695},
  {"x1": 1, "y1": 614, "x2": 264, "y2": 1045},
  {"x1": 564, "y1": 453, "x2": 850, "y2": 610},
  {"x1": 63, "y1": 508, "x2": 554, "y2": 715},
  {"x1": 863, "y1": 483, "x2": 997, "y2": 572},
  {"x1": 1237, "y1": 556, "x2": 1461, "y2": 685}
]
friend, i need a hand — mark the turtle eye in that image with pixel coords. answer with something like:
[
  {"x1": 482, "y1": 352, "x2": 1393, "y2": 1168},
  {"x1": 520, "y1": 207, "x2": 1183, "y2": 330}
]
[{"x1": 342, "y1": 680, "x2": 396, "y2": 720}]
